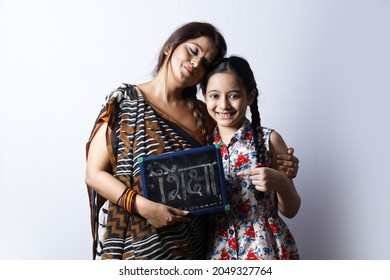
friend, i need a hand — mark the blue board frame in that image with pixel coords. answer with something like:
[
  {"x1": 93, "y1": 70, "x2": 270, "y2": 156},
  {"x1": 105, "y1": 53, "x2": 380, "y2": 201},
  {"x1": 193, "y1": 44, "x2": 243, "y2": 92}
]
[{"x1": 138, "y1": 144, "x2": 230, "y2": 215}]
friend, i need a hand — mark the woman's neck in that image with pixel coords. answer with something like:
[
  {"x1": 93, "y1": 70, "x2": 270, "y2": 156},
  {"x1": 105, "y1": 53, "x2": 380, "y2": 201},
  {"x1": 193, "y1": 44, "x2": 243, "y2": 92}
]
[
  {"x1": 137, "y1": 79, "x2": 183, "y2": 104},
  {"x1": 136, "y1": 77, "x2": 198, "y2": 132}
]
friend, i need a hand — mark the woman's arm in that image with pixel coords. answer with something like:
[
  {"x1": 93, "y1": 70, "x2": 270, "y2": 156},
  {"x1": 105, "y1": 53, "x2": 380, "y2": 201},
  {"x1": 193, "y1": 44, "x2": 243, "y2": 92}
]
[
  {"x1": 85, "y1": 121, "x2": 125, "y2": 202},
  {"x1": 85, "y1": 122, "x2": 190, "y2": 228}
]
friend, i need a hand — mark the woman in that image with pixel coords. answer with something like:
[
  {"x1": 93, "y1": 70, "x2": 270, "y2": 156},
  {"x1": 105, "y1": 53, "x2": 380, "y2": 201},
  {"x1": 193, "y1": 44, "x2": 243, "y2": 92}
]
[{"x1": 85, "y1": 22, "x2": 298, "y2": 260}]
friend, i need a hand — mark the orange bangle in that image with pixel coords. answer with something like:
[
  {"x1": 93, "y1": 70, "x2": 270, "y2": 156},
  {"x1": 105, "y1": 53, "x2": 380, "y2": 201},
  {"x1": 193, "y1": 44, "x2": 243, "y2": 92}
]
[
  {"x1": 123, "y1": 189, "x2": 137, "y2": 213},
  {"x1": 130, "y1": 191, "x2": 137, "y2": 214}
]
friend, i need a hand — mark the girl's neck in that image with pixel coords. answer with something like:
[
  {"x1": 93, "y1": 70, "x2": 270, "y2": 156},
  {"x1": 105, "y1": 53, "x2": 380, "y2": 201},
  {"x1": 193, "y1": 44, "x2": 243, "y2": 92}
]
[
  {"x1": 217, "y1": 125, "x2": 239, "y2": 145},
  {"x1": 217, "y1": 118, "x2": 247, "y2": 144}
]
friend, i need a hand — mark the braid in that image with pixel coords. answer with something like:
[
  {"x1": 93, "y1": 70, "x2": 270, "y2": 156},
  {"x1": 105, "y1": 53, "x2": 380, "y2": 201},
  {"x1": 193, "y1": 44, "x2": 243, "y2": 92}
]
[
  {"x1": 250, "y1": 89, "x2": 270, "y2": 201},
  {"x1": 183, "y1": 86, "x2": 208, "y2": 144},
  {"x1": 250, "y1": 89, "x2": 269, "y2": 167}
]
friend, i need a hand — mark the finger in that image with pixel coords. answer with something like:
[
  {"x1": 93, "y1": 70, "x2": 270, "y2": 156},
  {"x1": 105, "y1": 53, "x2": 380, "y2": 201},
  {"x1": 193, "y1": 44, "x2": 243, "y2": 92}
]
[
  {"x1": 278, "y1": 166, "x2": 297, "y2": 175},
  {"x1": 278, "y1": 165, "x2": 288, "y2": 172},
  {"x1": 237, "y1": 169, "x2": 261, "y2": 176},
  {"x1": 287, "y1": 147, "x2": 295, "y2": 155},
  {"x1": 277, "y1": 160, "x2": 297, "y2": 167},
  {"x1": 276, "y1": 154, "x2": 293, "y2": 160},
  {"x1": 254, "y1": 184, "x2": 267, "y2": 193},
  {"x1": 170, "y1": 208, "x2": 189, "y2": 216},
  {"x1": 285, "y1": 166, "x2": 297, "y2": 173},
  {"x1": 287, "y1": 171, "x2": 297, "y2": 179},
  {"x1": 291, "y1": 154, "x2": 299, "y2": 164},
  {"x1": 251, "y1": 179, "x2": 264, "y2": 187},
  {"x1": 285, "y1": 168, "x2": 297, "y2": 178}
]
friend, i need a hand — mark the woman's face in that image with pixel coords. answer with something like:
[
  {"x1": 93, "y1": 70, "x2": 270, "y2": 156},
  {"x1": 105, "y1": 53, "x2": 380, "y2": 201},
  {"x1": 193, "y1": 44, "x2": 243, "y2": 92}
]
[
  {"x1": 204, "y1": 72, "x2": 255, "y2": 132},
  {"x1": 168, "y1": 36, "x2": 218, "y2": 88}
]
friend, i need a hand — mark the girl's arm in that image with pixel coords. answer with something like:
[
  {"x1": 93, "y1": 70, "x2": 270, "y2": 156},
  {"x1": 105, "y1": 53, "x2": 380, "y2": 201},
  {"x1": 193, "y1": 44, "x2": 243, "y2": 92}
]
[
  {"x1": 268, "y1": 130, "x2": 301, "y2": 218},
  {"x1": 85, "y1": 122, "x2": 190, "y2": 228},
  {"x1": 237, "y1": 131, "x2": 301, "y2": 218}
]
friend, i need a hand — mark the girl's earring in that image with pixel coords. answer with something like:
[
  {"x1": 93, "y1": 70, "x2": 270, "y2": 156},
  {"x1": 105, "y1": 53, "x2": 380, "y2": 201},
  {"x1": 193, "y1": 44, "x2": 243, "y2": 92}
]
[{"x1": 164, "y1": 50, "x2": 169, "y2": 55}]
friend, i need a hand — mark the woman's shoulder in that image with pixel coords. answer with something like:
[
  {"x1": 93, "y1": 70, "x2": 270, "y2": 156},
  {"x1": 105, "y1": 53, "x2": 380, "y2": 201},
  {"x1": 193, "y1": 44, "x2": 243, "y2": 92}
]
[
  {"x1": 104, "y1": 83, "x2": 140, "y2": 104},
  {"x1": 111, "y1": 83, "x2": 138, "y2": 98}
]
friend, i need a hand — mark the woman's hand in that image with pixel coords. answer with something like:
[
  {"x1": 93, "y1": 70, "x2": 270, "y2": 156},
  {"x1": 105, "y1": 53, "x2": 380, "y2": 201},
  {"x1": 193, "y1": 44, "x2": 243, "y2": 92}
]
[
  {"x1": 134, "y1": 195, "x2": 191, "y2": 228},
  {"x1": 276, "y1": 147, "x2": 299, "y2": 178}
]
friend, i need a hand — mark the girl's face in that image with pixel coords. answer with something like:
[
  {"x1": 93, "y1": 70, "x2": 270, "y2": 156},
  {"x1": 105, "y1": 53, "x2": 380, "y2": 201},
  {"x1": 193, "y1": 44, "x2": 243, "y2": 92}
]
[
  {"x1": 168, "y1": 36, "x2": 217, "y2": 88},
  {"x1": 205, "y1": 72, "x2": 255, "y2": 132}
]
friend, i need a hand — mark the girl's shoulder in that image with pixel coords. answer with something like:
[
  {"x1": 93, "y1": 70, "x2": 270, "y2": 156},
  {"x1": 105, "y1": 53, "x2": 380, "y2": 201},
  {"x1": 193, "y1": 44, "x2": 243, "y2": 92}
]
[
  {"x1": 260, "y1": 126, "x2": 273, "y2": 138},
  {"x1": 259, "y1": 125, "x2": 273, "y2": 132},
  {"x1": 243, "y1": 119, "x2": 273, "y2": 137}
]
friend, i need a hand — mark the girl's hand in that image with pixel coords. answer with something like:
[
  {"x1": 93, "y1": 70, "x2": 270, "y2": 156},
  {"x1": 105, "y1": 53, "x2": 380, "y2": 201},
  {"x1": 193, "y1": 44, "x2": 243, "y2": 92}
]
[
  {"x1": 134, "y1": 196, "x2": 191, "y2": 228},
  {"x1": 237, "y1": 167, "x2": 287, "y2": 193},
  {"x1": 276, "y1": 147, "x2": 299, "y2": 178}
]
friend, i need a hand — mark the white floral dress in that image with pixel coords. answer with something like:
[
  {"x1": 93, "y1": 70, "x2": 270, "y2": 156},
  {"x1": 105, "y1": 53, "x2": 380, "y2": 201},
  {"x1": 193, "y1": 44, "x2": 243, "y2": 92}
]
[{"x1": 209, "y1": 119, "x2": 299, "y2": 260}]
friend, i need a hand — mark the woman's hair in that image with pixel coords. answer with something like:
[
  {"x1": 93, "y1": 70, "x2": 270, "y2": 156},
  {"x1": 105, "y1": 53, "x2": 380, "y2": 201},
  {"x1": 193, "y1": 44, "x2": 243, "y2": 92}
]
[
  {"x1": 201, "y1": 56, "x2": 270, "y2": 167},
  {"x1": 154, "y1": 22, "x2": 227, "y2": 143},
  {"x1": 154, "y1": 22, "x2": 227, "y2": 75}
]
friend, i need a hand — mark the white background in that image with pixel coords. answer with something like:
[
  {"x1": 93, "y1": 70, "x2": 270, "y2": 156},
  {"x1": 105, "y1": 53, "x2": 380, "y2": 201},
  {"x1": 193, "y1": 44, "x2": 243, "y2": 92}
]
[{"x1": 1, "y1": 0, "x2": 389, "y2": 260}]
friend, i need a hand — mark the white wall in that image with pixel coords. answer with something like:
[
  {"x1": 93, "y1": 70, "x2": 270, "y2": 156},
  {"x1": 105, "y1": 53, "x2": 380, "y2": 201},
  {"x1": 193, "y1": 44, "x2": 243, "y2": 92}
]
[{"x1": 1, "y1": 0, "x2": 389, "y2": 260}]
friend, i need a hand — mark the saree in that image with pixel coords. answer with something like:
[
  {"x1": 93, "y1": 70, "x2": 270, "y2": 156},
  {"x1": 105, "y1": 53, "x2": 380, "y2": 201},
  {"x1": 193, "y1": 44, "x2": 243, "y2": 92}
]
[{"x1": 86, "y1": 84, "x2": 214, "y2": 259}]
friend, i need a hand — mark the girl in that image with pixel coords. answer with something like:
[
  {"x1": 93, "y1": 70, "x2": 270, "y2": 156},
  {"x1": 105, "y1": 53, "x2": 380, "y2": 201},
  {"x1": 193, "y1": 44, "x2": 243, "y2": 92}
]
[{"x1": 201, "y1": 56, "x2": 301, "y2": 260}]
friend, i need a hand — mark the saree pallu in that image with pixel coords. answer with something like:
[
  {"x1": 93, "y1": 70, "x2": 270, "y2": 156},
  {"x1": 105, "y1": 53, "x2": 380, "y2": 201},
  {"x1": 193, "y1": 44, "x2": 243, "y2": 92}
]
[{"x1": 86, "y1": 84, "x2": 211, "y2": 259}]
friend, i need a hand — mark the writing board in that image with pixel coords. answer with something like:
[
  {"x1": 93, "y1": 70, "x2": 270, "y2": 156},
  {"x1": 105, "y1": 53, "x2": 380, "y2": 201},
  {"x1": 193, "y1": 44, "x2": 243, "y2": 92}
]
[{"x1": 138, "y1": 145, "x2": 230, "y2": 215}]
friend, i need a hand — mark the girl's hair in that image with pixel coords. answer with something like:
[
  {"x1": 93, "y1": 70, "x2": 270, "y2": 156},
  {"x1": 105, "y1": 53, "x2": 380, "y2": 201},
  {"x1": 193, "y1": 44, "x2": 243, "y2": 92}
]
[
  {"x1": 201, "y1": 56, "x2": 270, "y2": 167},
  {"x1": 154, "y1": 22, "x2": 227, "y2": 143}
]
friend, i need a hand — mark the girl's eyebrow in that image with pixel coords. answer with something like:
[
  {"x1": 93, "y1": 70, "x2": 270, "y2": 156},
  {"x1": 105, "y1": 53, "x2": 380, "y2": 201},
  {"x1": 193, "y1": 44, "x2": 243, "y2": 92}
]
[
  {"x1": 206, "y1": 89, "x2": 241, "y2": 94},
  {"x1": 226, "y1": 90, "x2": 242, "y2": 95}
]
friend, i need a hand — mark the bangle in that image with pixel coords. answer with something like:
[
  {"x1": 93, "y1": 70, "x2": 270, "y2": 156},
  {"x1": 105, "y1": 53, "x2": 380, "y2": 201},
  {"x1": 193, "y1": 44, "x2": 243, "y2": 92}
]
[
  {"x1": 122, "y1": 189, "x2": 137, "y2": 213},
  {"x1": 116, "y1": 189, "x2": 127, "y2": 205},
  {"x1": 130, "y1": 191, "x2": 137, "y2": 213}
]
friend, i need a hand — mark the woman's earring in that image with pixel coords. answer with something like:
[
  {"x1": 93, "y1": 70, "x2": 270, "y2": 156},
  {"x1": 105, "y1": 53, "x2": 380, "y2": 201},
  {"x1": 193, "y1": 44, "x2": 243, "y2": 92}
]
[{"x1": 164, "y1": 50, "x2": 169, "y2": 55}]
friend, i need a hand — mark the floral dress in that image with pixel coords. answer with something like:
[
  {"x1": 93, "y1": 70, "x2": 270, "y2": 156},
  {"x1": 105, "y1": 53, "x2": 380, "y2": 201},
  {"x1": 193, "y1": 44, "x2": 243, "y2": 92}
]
[{"x1": 209, "y1": 119, "x2": 299, "y2": 260}]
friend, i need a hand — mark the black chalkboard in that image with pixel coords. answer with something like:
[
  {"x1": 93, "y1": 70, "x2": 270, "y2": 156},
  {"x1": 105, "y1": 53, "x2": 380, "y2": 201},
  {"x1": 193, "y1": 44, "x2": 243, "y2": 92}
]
[{"x1": 138, "y1": 145, "x2": 230, "y2": 215}]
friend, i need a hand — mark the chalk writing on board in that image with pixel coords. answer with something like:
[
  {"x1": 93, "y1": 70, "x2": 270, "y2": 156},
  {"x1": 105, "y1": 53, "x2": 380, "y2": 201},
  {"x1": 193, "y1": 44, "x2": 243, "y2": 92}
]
[
  {"x1": 146, "y1": 161, "x2": 218, "y2": 204},
  {"x1": 139, "y1": 145, "x2": 230, "y2": 214}
]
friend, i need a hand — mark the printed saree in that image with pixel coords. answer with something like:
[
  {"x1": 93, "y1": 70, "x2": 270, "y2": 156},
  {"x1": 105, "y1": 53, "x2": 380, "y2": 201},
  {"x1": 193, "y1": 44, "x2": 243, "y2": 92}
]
[{"x1": 86, "y1": 84, "x2": 214, "y2": 259}]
